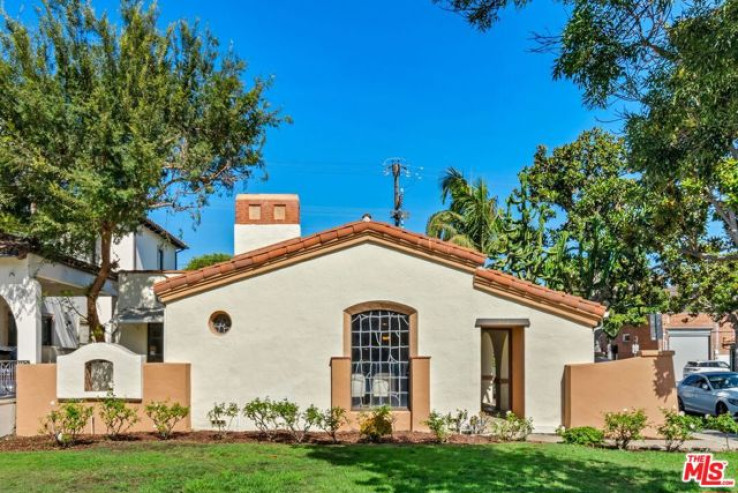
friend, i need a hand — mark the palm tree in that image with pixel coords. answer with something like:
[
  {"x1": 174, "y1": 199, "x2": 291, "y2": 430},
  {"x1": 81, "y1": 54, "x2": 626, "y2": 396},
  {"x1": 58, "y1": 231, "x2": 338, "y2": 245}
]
[{"x1": 426, "y1": 167, "x2": 502, "y2": 255}]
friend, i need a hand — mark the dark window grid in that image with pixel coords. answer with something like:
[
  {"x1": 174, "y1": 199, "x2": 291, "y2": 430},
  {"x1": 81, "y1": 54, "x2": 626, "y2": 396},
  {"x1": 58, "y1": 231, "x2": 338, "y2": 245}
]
[{"x1": 351, "y1": 310, "x2": 410, "y2": 409}]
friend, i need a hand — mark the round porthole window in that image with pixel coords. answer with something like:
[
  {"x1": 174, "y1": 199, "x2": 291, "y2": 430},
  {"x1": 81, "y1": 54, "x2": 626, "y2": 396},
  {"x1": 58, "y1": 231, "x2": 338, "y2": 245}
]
[{"x1": 209, "y1": 312, "x2": 232, "y2": 335}]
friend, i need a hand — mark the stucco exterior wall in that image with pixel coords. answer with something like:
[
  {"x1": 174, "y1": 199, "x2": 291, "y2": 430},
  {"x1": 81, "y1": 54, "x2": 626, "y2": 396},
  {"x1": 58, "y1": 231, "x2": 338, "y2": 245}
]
[
  {"x1": 164, "y1": 242, "x2": 593, "y2": 433},
  {"x1": 564, "y1": 351, "x2": 677, "y2": 437},
  {"x1": 119, "y1": 323, "x2": 148, "y2": 355},
  {"x1": 233, "y1": 224, "x2": 302, "y2": 255},
  {"x1": 112, "y1": 228, "x2": 178, "y2": 271},
  {"x1": 15, "y1": 363, "x2": 190, "y2": 436},
  {"x1": 0, "y1": 399, "x2": 15, "y2": 437}
]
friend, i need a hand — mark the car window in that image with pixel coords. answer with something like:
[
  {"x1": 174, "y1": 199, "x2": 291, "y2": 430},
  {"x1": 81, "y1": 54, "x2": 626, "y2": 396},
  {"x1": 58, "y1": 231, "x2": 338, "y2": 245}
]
[
  {"x1": 682, "y1": 375, "x2": 698, "y2": 386},
  {"x1": 691, "y1": 376, "x2": 709, "y2": 389},
  {"x1": 686, "y1": 361, "x2": 698, "y2": 367},
  {"x1": 718, "y1": 362, "x2": 730, "y2": 369},
  {"x1": 707, "y1": 374, "x2": 738, "y2": 390}
]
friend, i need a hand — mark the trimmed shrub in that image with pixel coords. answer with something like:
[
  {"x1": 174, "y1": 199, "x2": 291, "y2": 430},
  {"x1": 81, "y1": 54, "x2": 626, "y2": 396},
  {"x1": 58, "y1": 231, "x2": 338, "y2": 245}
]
[
  {"x1": 207, "y1": 402, "x2": 240, "y2": 438},
  {"x1": 657, "y1": 408, "x2": 703, "y2": 452},
  {"x1": 468, "y1": 413, "x2": 491, "y2": 435},
  {"x1": 705, "y1": 412, "x2": 738, "y2": 450},
  {"x1": 98, "y1": 393, "x2": 139, "y2": 439},
  {"x1": 424, "y1": 410, "x2": 449, "y2": 443},
  {"x1": 557, "y1": 426, "x2": 604, "y2": 447},
  {"x1": 445, "y1": 409, "x2": 469, "y2": 434},
  {"x1": 603, "y1": 408, "x2": 648, "y2": 449},
  {"x1": 145, "y1": 401, "x2": 189, "y2": 440},
  {"x1": 311, "y1": 406, "x2": 348, "y2": 443},
  {"x1": 491, "y1": 411, "x2": 533, "y2": 441},
  {"x1": 40, "y1": 400, "x2": 94, "y2": 448},
  {"x1": 359, "y1": 405, "x2": 393, "y2": 442},
  {"x1": 243, "y1": 397, "x2": 279, "y2": 440},
  {"x1": 272, "y1": 399, "x2": 319, "y2": 443}
]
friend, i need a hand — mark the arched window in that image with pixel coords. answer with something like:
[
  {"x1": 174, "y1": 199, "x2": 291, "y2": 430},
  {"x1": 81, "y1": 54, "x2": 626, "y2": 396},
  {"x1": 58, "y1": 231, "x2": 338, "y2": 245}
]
[
  {"x1": 84, "y1": 359, "x2": 113, "y2": 392},
  {"x1": 351, "y1": 310, "x2": 410, "y2": 409}
]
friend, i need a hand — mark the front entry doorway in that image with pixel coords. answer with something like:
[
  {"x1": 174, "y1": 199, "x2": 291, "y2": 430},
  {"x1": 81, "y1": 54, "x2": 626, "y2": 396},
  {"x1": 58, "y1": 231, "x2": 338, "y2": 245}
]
[{"x1": 481, "y1": 329, "x2": 512, "y2": 414}]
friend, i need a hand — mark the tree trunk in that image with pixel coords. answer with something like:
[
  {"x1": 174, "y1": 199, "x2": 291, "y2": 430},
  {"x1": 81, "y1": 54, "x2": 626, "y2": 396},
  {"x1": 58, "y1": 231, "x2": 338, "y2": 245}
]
[{"x1": 86, "y1": 224, "x2": 114, "y2": 343}]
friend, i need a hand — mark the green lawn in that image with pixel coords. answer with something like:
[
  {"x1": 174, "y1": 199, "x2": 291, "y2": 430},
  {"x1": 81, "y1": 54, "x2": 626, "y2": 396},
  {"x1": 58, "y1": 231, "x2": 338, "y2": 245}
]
[{"x1": 0, "y1": 441, "x2": 736, "y2": 492}]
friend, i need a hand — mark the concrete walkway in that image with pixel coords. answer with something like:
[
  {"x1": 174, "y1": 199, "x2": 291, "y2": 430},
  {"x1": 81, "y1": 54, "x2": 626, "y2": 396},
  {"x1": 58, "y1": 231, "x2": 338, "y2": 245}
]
[{"x1": 528, "y1": 431, "x2": 738, "y2": 452}]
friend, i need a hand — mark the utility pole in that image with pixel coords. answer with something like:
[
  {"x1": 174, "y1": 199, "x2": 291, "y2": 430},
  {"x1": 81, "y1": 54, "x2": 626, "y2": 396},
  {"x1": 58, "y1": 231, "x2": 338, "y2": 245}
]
[{"x1": 383, "y1": 158, "x2": 410, "y2": 227}]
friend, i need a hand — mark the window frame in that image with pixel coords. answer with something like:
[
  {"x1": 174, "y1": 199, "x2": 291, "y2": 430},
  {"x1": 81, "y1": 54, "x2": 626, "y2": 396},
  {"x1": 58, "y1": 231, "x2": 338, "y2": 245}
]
[
  {"x1": 157, "y1": 247, "x2": 165, "y2": 270},
  {"x1": 209, "y1": 311, "x2": 232, "y2": 336},
  {"x1": 343, "y1": 301, "x2": 417, "y2": 411}
]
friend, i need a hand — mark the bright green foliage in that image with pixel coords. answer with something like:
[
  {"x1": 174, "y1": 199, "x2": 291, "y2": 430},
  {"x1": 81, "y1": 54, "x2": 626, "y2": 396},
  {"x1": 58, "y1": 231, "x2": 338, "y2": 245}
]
[
  {"x1": 207, "y1": 402, "x2": 240, "y2": 438},
  {"x1": 503, "y1": 129, "x2": 667, "y2": 335},
  {"x1": 423, "y1": 410, "x2": 449, "y2": 443},
  {"x1": 437, "y1": 0, "x2": 738, "y2": 324},
  {"x1": 705, "y1": 412, "x2": 738, "y2": 450},
  {"x1": 603, "y1": 408, "x2": 649, "y2": 450},
  {"x1": 493, "y1": 177, "x2": 551, "y2": 283},
  {"x1": 657, "y1": 408, "x2": 703, "y2": 452},
  {"x1": 243, "y1": 397, "x2": 279, "y2": 440},
  {"x1": 426, "y1": 167, "x2": 504, "y2": 255},
  {"x1": 556, "y1": 426, "x2": 604, "y2": 447},
  {"x1": 98, "y1": 393, "x2": 139, "y2": 439},
  {"x1": 311, "y1": 406, "x2": 348, "y2": 443},
  {"x1": 144, "y1": 400, "x2": 189, "y2": 440},
  {"x1": 271, "y1": 399, "x2": 318, "y2": 443},
  {"x1": 40, "y1": 400, "x2": 94, "y2": 447},
  {"x1": 185, "y1": 253, "x2": 232, "y2": 271},
  {"x1": 432, "y1": 130, "x2": 668, "y2": 336},
  {"x1": 0, "y1": 0, "x2": 283, "y2": 337},
  {"x1": 490, "y1": 411, "x2": 532, "y2": 442},
  {"x1": 358, "y1": 405, "x2": 393, "y2": 442}
]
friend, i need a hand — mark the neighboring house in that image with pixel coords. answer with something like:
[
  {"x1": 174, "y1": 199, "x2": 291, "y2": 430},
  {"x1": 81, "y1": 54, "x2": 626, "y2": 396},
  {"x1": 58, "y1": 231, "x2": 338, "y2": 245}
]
[
  {"x1": 599, "y1": 314, "x2": 735, "y2": 380},
  {"x1": 0, "y1": 219, "x2": 186, "y2": 368},
  {"x1": 145, "y1": 194, "x2": 606, "y2": 433}
]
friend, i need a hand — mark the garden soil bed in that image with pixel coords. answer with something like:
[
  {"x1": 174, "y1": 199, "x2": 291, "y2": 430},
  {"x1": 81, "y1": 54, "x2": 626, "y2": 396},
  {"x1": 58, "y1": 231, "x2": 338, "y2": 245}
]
[{"x1": 0, "y1": 430, "x2": 497, "y2": 452}]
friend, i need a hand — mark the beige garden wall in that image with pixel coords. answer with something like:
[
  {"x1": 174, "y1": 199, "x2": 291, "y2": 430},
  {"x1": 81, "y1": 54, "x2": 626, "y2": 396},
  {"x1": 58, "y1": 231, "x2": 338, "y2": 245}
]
[
  {"x1": 163, "y1": 241, "x2": 594, "y2": 433},
  {"x1": 15, "y1": 363, "x2": 191, "y2": 436},
  {"x1": 564, "y1": 350, "x2": 677, "y2": 437}
]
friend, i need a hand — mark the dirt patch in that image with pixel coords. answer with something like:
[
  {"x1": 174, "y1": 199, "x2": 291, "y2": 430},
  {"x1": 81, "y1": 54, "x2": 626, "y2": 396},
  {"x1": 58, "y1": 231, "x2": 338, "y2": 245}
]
[{"x1": 0, "y1": 430, "x2": 498, "y2": 452}]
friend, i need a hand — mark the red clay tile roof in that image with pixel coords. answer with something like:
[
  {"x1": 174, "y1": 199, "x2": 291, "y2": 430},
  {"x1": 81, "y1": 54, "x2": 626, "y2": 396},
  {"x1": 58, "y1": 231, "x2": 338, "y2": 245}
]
[
  {"x1": 474, "y1": 268, "x2": 607, "y2": 324},
  {"x1": 154, "y1": 220, "x2": 486, "y2": 298},
  {"x1": 154, "y1": 220, "x2": 607, "y2": 325}
]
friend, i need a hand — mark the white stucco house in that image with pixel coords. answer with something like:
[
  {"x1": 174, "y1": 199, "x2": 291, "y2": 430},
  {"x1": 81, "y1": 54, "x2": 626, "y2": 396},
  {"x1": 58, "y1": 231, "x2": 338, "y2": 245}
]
[
  {"x1": 149, "y1": 194, "x2": 605, "y2": 433},
  {"x1": 2, "y1": 193, "x2": 607, "y2": 434},
  {"x1": 0, "y1": 218, "x2": 186, "y2": 371}
]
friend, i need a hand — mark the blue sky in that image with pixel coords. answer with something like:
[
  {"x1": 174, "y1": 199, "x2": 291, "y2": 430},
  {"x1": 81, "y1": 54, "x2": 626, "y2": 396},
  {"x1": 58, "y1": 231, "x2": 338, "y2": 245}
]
[{"x1": 8, "y1": 0, "x2": 616, "y2": 266}]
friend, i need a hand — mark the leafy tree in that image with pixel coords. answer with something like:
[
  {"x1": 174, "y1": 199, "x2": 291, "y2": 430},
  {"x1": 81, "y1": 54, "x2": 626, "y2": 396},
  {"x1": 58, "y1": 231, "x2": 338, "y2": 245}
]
[
  {"x1": 0, "y1": 0, "x2": 284, "y2": 339},
  {"x1": 426, "y1": 167, "x2": 503, "y2": 254},
  {"x1": 492, "y1": 174, "x2": 551, "y2": 283},
  {"x1": 436, "y1": 0, "x2": 738, "y2": 331},
  {"x1": 184, "y1": 253, "x2": 232, "y2": 271},
  {"x1": 515, "y1": 129, "x2": 667, "y2": 334},
  {"x1": 430, "y1": 130, "x2": 667, "y2": 335}
]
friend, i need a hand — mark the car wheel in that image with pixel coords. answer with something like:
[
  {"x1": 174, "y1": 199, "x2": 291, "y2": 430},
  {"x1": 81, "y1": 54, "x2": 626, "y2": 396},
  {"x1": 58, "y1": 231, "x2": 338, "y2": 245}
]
[
  {"x1": 678, "y1": 397, "x2": 685, "y2": 413},
  {"x1": 716, "y1": 402, "x2": 729, "y2": 416}
]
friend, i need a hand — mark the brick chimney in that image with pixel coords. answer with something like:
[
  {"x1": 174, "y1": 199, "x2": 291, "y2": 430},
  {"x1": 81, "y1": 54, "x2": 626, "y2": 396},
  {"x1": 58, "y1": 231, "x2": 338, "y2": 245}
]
[{"x1": 234, "y1": 194, "x2": 301, "y2": 254}]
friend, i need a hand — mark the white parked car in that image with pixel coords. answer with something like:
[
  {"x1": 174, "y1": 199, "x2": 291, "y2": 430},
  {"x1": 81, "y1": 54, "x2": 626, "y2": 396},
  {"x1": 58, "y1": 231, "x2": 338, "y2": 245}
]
[{"x1": 683, "y1": 360, "x2": 730, "y2": 377}]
